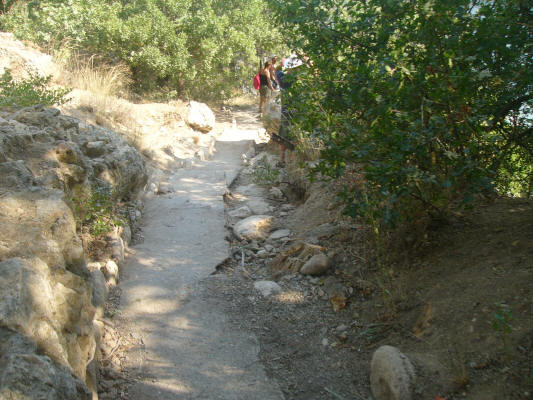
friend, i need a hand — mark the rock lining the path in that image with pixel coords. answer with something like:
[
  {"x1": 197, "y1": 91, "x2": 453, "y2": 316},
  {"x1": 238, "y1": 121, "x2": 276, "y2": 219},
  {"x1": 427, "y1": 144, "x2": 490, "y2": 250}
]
[
  {"x1": 300, "y1": 253, "x2": 331, "y2": 276},
  {"x1": 233, "y1": 215, "x2": 274, "y2": 241},
  {"x1": 370, "y1": 345, "x2": 416, "y2": 400}
]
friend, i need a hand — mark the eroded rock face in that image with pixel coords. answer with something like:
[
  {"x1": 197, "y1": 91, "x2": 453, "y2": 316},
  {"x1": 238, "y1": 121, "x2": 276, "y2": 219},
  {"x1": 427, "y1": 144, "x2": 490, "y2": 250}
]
[
  {"x1": 0, "y1": 105, "x2": 148, "y2": 397},
  {"x1": 0, "y1": 327, "x2": 91, "y2": 400},
  {"x1": 0, "y1": 106, "x2": 147, "y2": 200}
]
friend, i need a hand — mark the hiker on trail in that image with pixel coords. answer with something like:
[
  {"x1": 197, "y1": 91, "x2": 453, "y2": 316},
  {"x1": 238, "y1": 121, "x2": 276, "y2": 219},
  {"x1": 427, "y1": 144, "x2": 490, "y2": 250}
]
[
  {"x1": 275, "y1": 62, "x2": 295, "y2": 166},
  {"x1": 259, "y1": 60, "x2": 275, "y2": 115},
  {"x1": 275, "y1": 63, "x2": 288, "y2": 90},
  {"x1": 270, "y1": 56, "x2": 280, "y2": 90}
]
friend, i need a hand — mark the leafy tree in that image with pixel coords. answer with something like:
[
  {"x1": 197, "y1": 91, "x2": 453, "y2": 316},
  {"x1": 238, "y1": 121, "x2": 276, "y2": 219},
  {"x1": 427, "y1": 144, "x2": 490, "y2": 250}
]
[
  {"x1": 269, "y1": 0, "x2": 532, "y2": 228},
  {"x1": 0, "y1": 0, "x2": 282, "y2": 100}
]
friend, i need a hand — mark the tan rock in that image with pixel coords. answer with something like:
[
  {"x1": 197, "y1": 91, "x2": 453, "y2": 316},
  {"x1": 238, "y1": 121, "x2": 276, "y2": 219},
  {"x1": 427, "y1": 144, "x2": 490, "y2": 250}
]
[
  {"x1": 370, "y1": 345, "x2": 415, "y2": 400},
  {"x1": 103, "y1": 259, "x2": 120, "y2": 286},
  {"x1": 300, "y1": 253, "x2": 331, "y2": 276},
  {"x1": 233, "y1": 215, "x2": 274, "y2": 241}
]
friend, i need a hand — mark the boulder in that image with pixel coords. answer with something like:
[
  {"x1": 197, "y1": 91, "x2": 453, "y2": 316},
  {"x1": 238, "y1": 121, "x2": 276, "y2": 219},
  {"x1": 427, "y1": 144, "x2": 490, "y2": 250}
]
[
  {"x1": 0, "y1": 257, "x2": 96, "y2": 382},
  {"x1": 233, "y1": 215, "x2": 274, "y2": 241},
  {"x1": 370, "y1": 345, "x2": 416, "y2": 400},
  {"x1": 254, "y1": 281, "x2": 282, "y2": 297},
  {"x1": 0, "y1": 327, "x2": 91, "y2": 400},
  {"x1": 300, "y1": 253, "x2": 331, "y2": 276},
  {"x1": 185, "y1": 101, "x2": 215, "y2": 133}
]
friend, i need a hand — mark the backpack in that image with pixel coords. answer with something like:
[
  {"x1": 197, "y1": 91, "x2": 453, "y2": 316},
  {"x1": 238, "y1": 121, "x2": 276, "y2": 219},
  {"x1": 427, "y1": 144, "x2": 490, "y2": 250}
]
[{"x1": 253, "y1": 73, "x2": 260, "y2": 90}]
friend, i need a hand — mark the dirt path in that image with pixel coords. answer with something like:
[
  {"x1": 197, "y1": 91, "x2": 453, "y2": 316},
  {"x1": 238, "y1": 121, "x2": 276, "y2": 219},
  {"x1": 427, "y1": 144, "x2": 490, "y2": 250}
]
[{"x1": 118, "y1": 110, "x2": 284, "y2": 399}]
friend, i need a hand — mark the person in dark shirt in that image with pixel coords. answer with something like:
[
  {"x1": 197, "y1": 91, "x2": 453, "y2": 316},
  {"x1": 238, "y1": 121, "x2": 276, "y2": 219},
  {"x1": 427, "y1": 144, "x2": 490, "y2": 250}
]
[{"x1": 276, "y1": 63, "x2": 294, "y2": 165}]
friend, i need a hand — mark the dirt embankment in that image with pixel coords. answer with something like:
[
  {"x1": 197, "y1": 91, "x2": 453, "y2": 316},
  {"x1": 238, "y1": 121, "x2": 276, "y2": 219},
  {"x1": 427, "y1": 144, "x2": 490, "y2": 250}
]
[{"x1": 220, "y1": 104, "x2": 533, "y2": 400}]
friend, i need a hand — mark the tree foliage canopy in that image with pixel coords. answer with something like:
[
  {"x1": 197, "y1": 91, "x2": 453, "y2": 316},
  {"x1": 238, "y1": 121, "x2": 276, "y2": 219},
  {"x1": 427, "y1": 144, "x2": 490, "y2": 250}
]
[
  {"x1": 269, "y1": 0, "x2": 532, "y2": 226},
  {"x1": 1, "y1": 0, "x2": 281, "y2": 100}
]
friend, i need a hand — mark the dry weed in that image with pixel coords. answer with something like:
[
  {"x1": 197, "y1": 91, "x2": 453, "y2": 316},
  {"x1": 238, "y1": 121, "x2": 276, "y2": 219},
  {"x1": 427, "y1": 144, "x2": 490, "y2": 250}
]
[
  {"x1": 227, "y1": 93, "x2": 257, "y2": 107},
  {"x1": 53, "y1": 51, "x2": 143, "y2": 146},
  {"x1": 57, "y1": 53, "x2": 131, "y2": 98}
]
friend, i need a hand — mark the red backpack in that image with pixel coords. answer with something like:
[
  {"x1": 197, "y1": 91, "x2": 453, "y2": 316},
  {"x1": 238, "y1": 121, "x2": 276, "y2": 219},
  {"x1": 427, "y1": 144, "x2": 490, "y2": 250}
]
[{"x1": 253, "y1": 73, "x2": 260, "y2": 90}]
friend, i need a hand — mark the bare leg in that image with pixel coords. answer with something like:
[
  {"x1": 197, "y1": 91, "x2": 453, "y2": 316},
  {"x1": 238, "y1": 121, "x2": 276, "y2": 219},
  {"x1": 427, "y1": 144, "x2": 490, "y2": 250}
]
[
  {"x1": 280, "y1": 144, "x2": 286, "y2": 164},
  {"x1": 259, "y1": 95, "x2": 266, "y2": 114}
]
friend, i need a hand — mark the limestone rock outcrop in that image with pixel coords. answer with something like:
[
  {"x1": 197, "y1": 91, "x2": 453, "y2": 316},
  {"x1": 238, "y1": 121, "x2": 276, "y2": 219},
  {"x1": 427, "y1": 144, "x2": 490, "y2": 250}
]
[
  {"x1": 0, "y1": 327, "x2": 91, "y2": 400},
  {"x1": 0, "y1": 105, "x2": 147, "y2": 397}
]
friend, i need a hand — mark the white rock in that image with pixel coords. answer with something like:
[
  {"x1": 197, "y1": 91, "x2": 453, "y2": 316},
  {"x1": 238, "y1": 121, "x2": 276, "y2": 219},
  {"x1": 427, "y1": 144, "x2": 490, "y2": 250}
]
[
  {"x1": 86, "y1": 262, "x2": 101, "y2": 272},
  {"x1": 264, "y1": 244, "x2": 274, "y2": 252},
  {"x1": 185, "y1": 101, "x2": 215, "y2": 133},
  {"x1": 102, "y1": 260, "x2": 119, "y2": 286},
  {"x1": 268, "y1": 229, "x2": 291, "y2": 241},
  {"x1": 254, "y1": 281, "x2": 282, "y2": 297},
  {"x1": 370, "y1": 345, "x2": 415, "y2": 400},
  {"x1": 233, "y1": 215, "x2": 274, "y2": 241},
  {"x1": 228, "y1": 206, "x2": 252, "y2": 219}
]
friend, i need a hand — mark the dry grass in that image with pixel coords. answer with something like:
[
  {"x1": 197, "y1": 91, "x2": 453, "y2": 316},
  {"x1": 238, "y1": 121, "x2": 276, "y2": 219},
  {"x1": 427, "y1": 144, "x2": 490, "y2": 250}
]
[
  {"x1": 227, "y1": 93, "x2": 257, "y2": 107},
  {"x1": 52, "y1": 51, "x2": 144, "y2": 146},
  {"x1": 57, "y1": 53, "x2": 131, "y2": 98}
]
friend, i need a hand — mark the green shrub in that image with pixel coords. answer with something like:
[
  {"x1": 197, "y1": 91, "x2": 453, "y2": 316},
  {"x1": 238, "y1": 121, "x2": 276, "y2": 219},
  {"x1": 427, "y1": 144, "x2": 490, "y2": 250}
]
[
  {"x1": 1, "y1": 0, "x2": 284, "y2": 100},
  {"x1": 269, "y1": 0, "x2": 532, "y2": 229},
  {"x1": 251, "y1": 155, "x2": 280, "y2": 185},
  {"x1": 73, "y1": 184, "x2": 124, "y2": 237},
  {"x1": 0, "y1": 69, "x2": 70, "y2": 108}
]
